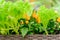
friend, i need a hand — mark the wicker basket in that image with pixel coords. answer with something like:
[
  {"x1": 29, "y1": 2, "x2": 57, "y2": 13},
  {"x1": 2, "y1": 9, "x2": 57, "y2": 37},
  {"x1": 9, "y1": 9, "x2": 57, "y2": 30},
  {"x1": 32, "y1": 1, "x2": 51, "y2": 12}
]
[{"x1": 0, "y1": 34, "x2": 60, "y2": 40}]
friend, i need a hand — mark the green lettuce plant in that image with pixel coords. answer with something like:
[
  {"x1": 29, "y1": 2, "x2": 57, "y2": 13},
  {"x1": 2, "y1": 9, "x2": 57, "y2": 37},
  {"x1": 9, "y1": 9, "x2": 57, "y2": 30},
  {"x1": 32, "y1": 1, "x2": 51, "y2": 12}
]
[
  {"x1": 38, "y1": 6, "x2": 58, "y2": 35},
  {"x1": 0, "y1": 0, "x2": 32, "y2": 35}
]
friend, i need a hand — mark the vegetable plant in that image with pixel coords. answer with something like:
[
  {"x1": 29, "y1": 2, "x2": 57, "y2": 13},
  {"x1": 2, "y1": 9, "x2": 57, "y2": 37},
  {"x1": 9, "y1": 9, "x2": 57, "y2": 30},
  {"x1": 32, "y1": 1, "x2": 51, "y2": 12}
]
[
  {"x1": 0, "y1": 0, "x2": 60, "y2": 37},
  {"x1": 0, "y1": 0, "x2": 32, "y2": 35}
]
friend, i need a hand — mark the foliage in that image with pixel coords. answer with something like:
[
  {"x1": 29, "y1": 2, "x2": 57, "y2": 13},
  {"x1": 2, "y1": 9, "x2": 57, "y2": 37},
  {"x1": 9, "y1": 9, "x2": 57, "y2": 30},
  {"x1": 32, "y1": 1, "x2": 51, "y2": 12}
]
[
  {"x1": 0, "y1": 0, "x2": 32, "y2": 36},
  {"x1": 0, "y1": 0, "x2": 60, "y2": 37},
  {"x1": 38, "y1": 6, "x2": 58, "y2": 35}
]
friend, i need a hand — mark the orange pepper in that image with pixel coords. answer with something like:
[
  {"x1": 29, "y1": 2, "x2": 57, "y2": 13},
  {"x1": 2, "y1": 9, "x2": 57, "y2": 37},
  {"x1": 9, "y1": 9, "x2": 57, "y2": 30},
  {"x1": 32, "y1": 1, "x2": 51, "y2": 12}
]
[
  {"x1": 36, "y1": 17, "x2": 41, "y2": 23},
  {"x1": 57, "y1": 17, "x2": 60, "y2": 22},
  {"x1": 25, "y1": 21, "x2": 29, "y2": 24},
  {"x1": 23, "y1": 14, "x2": 30, "y2": 20},
  {"x1": 32, "y1": 10, "x2": 41, "y2": 23},
  {"x1": 32, "y1": 10, "x2": 38, "y2": 19}
]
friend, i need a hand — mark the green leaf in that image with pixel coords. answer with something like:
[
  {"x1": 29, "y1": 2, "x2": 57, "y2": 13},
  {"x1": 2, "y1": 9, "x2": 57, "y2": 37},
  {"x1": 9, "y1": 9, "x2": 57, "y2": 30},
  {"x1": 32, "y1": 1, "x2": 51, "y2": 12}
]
[
  {"x1": 50, "y1": 30, "x2": 54, "y2": 33},
  {"x1": 20, "y1": 28, "x2": 28, "y2": 37},
  {"x1": 39, "y1": 26, "x2": 43, "y2": 32}
]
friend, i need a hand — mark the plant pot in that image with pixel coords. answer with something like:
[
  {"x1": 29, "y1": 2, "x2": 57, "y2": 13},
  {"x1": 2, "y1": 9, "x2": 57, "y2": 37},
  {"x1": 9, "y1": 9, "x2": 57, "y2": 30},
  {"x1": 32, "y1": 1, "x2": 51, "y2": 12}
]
[{"x1": 0, "y1": 34, "x2": 60, "y2": 40}]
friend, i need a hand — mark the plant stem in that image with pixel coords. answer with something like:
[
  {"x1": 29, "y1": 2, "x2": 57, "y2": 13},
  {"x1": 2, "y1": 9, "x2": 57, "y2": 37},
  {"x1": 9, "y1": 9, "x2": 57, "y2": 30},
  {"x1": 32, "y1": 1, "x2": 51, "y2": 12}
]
[{"x1": 45, "y1": 29, "x2": 48, "y2": 35}]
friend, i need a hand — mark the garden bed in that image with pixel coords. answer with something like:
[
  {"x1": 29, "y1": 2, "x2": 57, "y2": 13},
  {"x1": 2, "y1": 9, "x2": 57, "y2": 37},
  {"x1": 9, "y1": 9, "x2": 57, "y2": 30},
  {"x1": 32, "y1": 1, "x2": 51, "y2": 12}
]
[
  {"x1": 0, "y1": 34, "x2": 60, "y2": 40},
  {"x1": 0, "y1": 0, "x2": 60, "y2": 40}
]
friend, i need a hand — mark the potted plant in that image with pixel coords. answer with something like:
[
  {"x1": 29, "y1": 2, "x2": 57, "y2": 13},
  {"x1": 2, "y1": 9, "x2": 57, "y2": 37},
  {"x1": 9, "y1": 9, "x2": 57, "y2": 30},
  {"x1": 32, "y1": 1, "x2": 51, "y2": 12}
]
[{"x1": 0, "y1": 0, "x2": 60, "y2": 40}]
